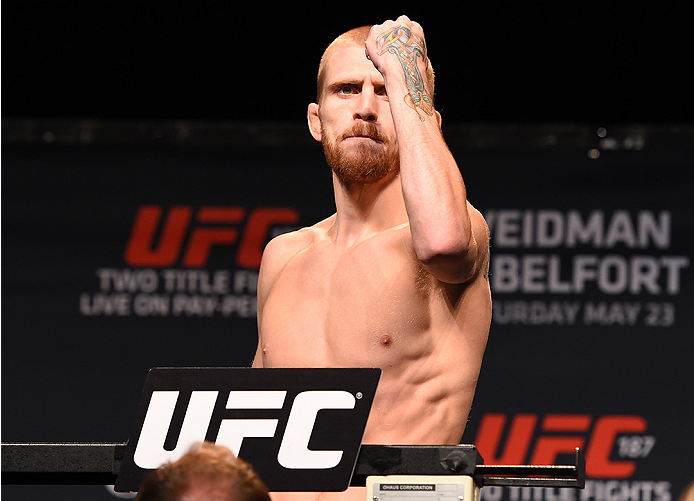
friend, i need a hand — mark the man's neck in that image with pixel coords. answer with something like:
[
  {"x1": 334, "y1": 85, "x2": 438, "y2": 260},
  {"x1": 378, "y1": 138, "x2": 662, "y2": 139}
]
[{"x1": 329, "y1": 170, "x2": 408, "y2": 248}]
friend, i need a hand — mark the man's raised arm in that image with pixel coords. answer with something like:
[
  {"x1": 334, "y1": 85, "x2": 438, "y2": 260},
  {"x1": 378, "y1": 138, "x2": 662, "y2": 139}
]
[{"x1": 365, "y1": 16, "x2": 488, "y2": 284}]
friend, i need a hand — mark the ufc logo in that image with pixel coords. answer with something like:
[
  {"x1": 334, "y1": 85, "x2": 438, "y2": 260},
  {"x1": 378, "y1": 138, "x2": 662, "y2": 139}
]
[
  {"x1": 124, "y1": 205, "x2": 300, "y2": 269},
  {"x1": 115, "y1": 368, "x2": 378, "y2": 492},
  {"x1": 474, "y1": 413, "x2": 650, "y2": 479},
  {"x1": 133, "y1": 390, "x2": 356, "y2": 470}
]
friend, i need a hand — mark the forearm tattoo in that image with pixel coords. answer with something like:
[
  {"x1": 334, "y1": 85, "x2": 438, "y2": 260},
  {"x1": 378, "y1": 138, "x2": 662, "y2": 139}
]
[{"x1": 376, "y1": 25, "x2": 434, "y2": 121}]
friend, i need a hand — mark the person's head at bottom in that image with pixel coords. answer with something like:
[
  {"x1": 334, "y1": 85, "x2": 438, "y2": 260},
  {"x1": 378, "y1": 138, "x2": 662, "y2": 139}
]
[{"x1": 136, "y1": 442, "x2": 270, "y2": 501}]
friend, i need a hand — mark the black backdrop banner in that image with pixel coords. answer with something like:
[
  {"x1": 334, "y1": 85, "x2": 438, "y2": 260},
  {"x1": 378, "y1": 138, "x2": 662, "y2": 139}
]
[{"x1": 2, "y1": 120, "x2": 693, "y2": 500}]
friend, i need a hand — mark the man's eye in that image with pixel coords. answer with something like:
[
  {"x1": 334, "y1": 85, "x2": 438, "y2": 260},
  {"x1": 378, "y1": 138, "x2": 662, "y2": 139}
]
[{"x1": 339, "y1": 86, "x2": 354, "y2": 95}]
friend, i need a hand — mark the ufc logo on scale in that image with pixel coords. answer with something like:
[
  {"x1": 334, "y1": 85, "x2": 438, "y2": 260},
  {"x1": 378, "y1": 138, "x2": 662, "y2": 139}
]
[
  {"x1": 115, "y1": 368, "x2": 380, "y2": 493},
  {"x1": 134, "y1": 389, "x2": 356, "y2": 469}
]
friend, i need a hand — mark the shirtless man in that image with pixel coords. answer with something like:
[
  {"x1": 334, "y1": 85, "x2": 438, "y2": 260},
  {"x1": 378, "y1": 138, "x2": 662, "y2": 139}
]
[{"x1": 253, "y1": 15, "x2": 491, "y2": 501}]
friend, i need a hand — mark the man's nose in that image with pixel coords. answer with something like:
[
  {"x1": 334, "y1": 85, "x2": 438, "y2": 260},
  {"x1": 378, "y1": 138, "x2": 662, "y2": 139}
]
[{"x1": 353, "y1": 89, "x2": 378, "y2": 121}]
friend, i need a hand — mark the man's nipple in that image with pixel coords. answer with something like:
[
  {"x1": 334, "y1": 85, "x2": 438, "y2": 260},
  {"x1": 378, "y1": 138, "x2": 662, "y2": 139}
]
[{"x1": 379, "y1": 335, "x2": 393, "y2": 347}]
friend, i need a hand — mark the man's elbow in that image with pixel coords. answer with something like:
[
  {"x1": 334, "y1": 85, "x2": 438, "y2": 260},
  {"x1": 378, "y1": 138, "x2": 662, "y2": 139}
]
[
  {"x1": 416, "y1": 238, "x2": 468, "y2": 263},
  {"x1": 415, "y1": 224, "x2": 472, "y2": 261},
  {"x1": 416, "y1": 237, "x2": 476, "y2": 284}
]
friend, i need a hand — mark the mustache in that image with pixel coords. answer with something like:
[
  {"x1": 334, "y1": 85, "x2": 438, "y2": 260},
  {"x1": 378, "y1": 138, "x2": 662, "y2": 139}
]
[{"x1": 339, "y1": 123, "x2": 387, "y2": 143}]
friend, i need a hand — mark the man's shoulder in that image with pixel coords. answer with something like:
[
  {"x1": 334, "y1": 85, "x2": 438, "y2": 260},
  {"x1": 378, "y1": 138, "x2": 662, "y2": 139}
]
[
  {"x1": 257, "y1": 217, "x2": 333, "y2": 304},
  {"x1": 264, "y1": 228, "x2": 313, "y2": 260},
  {"x1": 261, "y1": 216, "x2": 333, "y2": 270}
]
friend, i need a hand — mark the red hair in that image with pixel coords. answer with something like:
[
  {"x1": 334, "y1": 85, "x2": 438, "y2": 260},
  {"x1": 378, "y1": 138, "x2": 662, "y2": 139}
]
[
  {"x1": 315, "y1": 25, "x2": 435, "y2": 104},
  {"x1": 135, "y1": 442, "x2": 270, "y2": 501}
]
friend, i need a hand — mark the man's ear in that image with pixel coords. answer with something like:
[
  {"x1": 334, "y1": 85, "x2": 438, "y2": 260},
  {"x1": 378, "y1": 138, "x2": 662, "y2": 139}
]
[
  {"x1": 435, "y1": 110, "x2": 443, "y2": 128},
  {"x1": 307, "y1": 103, "x2": 322, "y2": 142}
]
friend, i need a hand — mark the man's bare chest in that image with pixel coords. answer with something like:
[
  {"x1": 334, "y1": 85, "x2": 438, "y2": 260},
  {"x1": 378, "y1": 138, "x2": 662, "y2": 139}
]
[{"x1": 259, "y1": 236, "x2": 434, "y2": 366}]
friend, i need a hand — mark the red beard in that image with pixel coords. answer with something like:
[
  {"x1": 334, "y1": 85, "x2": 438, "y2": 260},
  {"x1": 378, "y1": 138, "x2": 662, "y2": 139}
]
[{"x1": 321, "y1": 122, "x2": 399, "y2": 185}]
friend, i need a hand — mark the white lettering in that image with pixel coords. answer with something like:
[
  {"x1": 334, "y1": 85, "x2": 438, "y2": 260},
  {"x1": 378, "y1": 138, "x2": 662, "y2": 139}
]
[
  {"x1": 96, "y1": 268, "x2": 158, "y2": 293},
  {"x1": 548, "y1": 255, "x2": 572, "y2": 293},
  {"x1": 492, "y1": 255, "x2": 519, "y2": 293},
  {"x1": 491, "y1": 254, "x2": 688, "y2": 295},
  {"x1": 494, "y1": 301, "x2": 581, "y2": 326},
  {"x1": 217, "y1": 391, "x2": 286, "y2": 455},
  {"x1": 133, "y1": 390, "x2": 358, "y2": 473},
  {"x1": 277, "y1": 391, "x2": 356, "y2": 469},
  {"x1": 171, "y1": 294, "x2": 219, "y2": 316},
  {"x1": 486, "y1": 210, "x2": 671, "y2": 249},
  {"x1": 537, "y1": 211, "x2": 564, "y2": 247},
  {"x1": 629, "y1": 257, "x2": 660, "y2": 294},
  {"x1": 573, "y1": 255, "x2": 598, "y2": 293},
  {"x1": 584, "y1": 302, "x2": 642, "y2": 326},
  {"x1": 638, "y1": 211, "x2": 670, "y2": 248},
  {"x1": 660, "y1": 256, "x2": 689, "y2": 294},
  {"x1": 484, "y1": 481, "x2": 671, "y2": 501},
  {"x1": 598, "y1": 256, "x2": 628, "y2": 294},
  {"x1": 79, "y1": 292, "x2": 131, "y2": 316},
  {"x1": 566, "y1": 211, "x2": 604, "y2": 247},
  {"x1": 134, "y1": 391, "x2": 218, "y2": 469},
  {"x1": 160, "y1": 269, "x2": 230, "y2": 294},
  {"x1": 605, "y1": 211, "x2": 637, "y2": 248},
  {"x1": 522, "y1": 255, "x2": 546, "y2": 293},
  {"x1": 495, "y1": 210, "x2": 522, "y2": 247},
  {"x1": 133, "y1": 293, "x2": 170, "y2": 316}
]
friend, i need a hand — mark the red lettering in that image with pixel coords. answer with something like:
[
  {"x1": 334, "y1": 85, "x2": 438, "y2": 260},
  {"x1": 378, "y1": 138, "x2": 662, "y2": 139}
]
[
  {"x1": 585, "y1": 415, "x2": 646, "y2": 478},
  {"x1": 474, "y1": 413, "x2": 648, "y2": 477},
  {"x1": 530, "y1": 414, "x2": 590, "y2": 465},
  {"x1": 124, "y1": 205, "x2": 301, "y2": 268},
  {"x1": 474, "y1": 413, "x2": 537, "y2": 464},
  {"x1": 237, "y1": 208, "x2": 300, "y2": 268},
  {"x1": 182, "y1": 207, "x2": 245, "y2": 268},
  {"x1": 124, "y1": 206, "x2": 192, "y2": 267}
]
